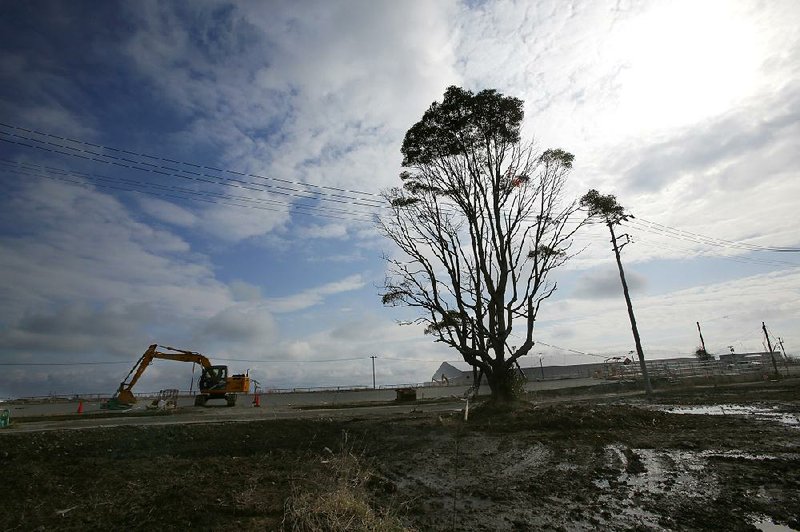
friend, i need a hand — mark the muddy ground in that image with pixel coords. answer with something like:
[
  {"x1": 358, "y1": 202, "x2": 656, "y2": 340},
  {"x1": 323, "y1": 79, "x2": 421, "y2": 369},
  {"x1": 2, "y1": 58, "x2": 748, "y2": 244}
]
[{"x1": 2, "y1": 379, "x2": 798, "y2": 531}]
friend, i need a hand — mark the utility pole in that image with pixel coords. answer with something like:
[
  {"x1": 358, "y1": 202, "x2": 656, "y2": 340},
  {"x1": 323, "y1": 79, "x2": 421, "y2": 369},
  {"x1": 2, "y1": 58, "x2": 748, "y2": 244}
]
[
  {"x1": 777, "y1": 337, "x2": 790, "y2": 376},
  {"x1": 580, "y1": 189, "x2": 652, "y2": 396},
  {"x1": 777, "y1": 337, "x2": 787, "y2": 359},
  {"x1": 696, "y1": 322, "x2": 707, "y2": 353},
  {"x1": 538, "y1": 353, "x2": 545, "y2": 380},
  {"x1": 762, "y1": 322, "x2": 780, "y2": 378},
  {"x1": 609, "y1": 221, "x2": 653, "y2": 396},
  {"x1": 370, "y1": 355, "x2": 377, "y2": 389}
]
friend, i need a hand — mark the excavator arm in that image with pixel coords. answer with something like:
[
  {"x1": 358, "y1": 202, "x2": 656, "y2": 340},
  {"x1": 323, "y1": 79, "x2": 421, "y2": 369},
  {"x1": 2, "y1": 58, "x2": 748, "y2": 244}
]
[{"x1": 113, "y1": 344, "x2": 212, "y2": 405}]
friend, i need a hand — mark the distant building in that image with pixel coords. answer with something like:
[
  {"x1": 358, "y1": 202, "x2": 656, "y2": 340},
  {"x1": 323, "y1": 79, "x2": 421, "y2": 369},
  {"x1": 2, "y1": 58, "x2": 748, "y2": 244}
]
[
  {"x1": 430, "y1": 354, "x2": 765, "y2": 384},
  {"x1": 431, "y1": 361, "x2": 482, "y2": 385},
  {"x1": 431, "y1": 359, "x2": 609, "y2": 383},
  {"x1": 717, "y1": 351, "x2": 779, "y2": 365}
]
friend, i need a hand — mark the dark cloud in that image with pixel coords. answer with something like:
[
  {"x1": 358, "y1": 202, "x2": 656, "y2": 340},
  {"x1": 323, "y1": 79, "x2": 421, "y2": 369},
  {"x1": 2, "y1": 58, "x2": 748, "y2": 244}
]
[
  {"x1": 193, "y1": 304, "x2": 277, "y2": 347},
  {"x1": 572, "y1": 267, "x2": 647, "y2": 299},
  {"x1": 0, "y1": 302, "x2": 155, "y2": 356},
  {"x1": 0, "y1": 365, "x2": 125, "y2": 398}
]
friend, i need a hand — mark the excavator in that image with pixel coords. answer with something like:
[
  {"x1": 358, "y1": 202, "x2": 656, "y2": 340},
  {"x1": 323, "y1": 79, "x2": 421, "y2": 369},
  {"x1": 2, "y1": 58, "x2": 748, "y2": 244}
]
[{"x1": 107, "y1": 344, "x2": 250, "y2": 408}]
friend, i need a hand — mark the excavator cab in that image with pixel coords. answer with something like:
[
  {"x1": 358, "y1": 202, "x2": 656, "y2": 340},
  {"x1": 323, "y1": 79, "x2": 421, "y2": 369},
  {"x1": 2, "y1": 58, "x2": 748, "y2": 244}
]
[
  {"x1": 199, "y1": 365, "x2": 229, "y2": 392},
  {"x1": 195, "y1": 365, "x2": 247, "y2": 407}
]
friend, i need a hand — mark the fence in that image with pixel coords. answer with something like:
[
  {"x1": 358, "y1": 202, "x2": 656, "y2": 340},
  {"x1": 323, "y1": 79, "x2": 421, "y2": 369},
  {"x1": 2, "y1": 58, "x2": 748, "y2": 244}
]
[
  {"x1": 5, "y1": 383, "x2": 437, "y2": 402},
  {"x1": 601, "y1": 354, "x2": 799, "y2": 382},
  {"x1": 6, "y1": 355, "x2": 798, "y2": 402}
]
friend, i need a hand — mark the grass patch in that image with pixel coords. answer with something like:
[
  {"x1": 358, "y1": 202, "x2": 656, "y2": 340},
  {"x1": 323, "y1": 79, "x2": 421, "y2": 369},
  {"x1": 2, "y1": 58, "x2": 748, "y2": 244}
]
[{"x1": 283, "y1": 432, "x2": 411, "y2": 531}]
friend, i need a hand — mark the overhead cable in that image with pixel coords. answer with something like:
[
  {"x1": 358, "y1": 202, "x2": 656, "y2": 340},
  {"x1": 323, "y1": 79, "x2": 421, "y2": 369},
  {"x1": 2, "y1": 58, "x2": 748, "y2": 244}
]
[
  {"x1": 3, "y1": 122, "x2": 796, "y2": 254},
  {"x1": 0, "y1": 121, "x2": 382, "y2": 201}
]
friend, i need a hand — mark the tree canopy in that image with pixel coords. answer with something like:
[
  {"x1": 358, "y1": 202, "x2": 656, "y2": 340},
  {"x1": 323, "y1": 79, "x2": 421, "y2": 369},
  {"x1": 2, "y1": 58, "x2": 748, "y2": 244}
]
[
  {"x1": 401, "y1": 86, "x2": 524, "y2": 166},
  {"x1": 579, "y1": 189, "x2": 627, "y2": 224},
  {"x1": 381, "y1": 86, "x2": 582, "y2": 402}
]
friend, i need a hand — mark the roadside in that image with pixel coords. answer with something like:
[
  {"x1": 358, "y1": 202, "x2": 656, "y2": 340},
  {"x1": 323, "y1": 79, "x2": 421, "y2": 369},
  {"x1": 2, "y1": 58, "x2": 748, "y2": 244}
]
[{"x1": 1, "y1": 379, "x2": 798, "y2": 530}]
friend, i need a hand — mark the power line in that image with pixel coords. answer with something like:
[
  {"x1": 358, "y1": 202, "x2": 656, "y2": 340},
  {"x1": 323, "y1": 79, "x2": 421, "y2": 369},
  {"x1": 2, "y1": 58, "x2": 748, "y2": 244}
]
[
  {"x1": 0, "y1": 131, "x2": 589, "y2": 226},
  {"x1": 214, "y1": 356, "x2": 367, "y2": 363},
  {"x1": 0, "y1": 121, "x2": 383, "y2": 201},
  {"x1": 4, "y1": 161, "x2": 795, "y2": 270},
  {"x1": 0, "y1": 123, "x2": 597, "y2": 225},
  {"x1": 0, "y1": 163, "x2": 380, "y2": 223},
  {"x1": 1, "y1": 356, "x2": 374, "y2": 366},
  {"x1": 4, "y1": 122, "x2": 797, "y2": 257},
  {"x1": 508, "y1": 332, "x2": 608, "y2": 359},
  {"x1": 0, "y1": 361, "x2": 129, "y2": 366},
  {"x1": 630, "y1": 236, "x2": 798, "y2": 269},
  {"x1": 534, "y1": 340, "x2": 610, "y2": 359},
  {"x1": 7, "y1": 160, "x2": 793, "y2": 270},
  {"x1": 0, "y1": 133, "x2": 386, "y2": 210},
  {"x1": 629, "y1": 217, "x2": 800, "y2": 253},
  {"x1": 380, "y1": 356, "x2": 465, "y2": 363},
  {"x1": 0, "y1": 166, "x2": 362, "y2": 223}
]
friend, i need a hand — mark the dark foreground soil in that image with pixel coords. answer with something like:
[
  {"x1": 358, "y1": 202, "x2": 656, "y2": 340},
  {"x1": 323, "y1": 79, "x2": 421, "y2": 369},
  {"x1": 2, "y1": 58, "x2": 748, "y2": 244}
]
[{"x1": 2, "y1": 380, "x2": 799, "y2": 531}]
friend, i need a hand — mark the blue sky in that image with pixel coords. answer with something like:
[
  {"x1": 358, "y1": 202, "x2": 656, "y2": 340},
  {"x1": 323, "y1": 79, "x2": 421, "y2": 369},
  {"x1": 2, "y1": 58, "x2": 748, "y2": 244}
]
[{"x1": 1, "y1": 0, "x2": 798, "y2": 398}]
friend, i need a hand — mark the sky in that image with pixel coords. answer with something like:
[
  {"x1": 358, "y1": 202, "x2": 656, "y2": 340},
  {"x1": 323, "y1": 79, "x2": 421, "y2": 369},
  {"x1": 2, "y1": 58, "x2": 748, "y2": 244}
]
[{"x1": 0, "y1": 0, "x2": 798, "y2": 398}]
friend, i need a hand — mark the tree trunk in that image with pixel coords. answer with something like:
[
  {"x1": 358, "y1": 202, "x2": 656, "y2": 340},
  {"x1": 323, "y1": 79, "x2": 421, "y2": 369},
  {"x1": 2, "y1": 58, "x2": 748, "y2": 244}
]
[{"x1": 487, "y1": 366, "x2": 515, "y2": 403}]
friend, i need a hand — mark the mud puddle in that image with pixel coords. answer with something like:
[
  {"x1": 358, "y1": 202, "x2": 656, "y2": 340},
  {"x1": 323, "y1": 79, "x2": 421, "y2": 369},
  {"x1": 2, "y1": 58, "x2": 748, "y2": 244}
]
[
  {"x1": 753, "y1": 515, "x2": 800, "y2": 531},
  {"x1": 652, "y1": 403, "x2": 800, "y2": 429}
]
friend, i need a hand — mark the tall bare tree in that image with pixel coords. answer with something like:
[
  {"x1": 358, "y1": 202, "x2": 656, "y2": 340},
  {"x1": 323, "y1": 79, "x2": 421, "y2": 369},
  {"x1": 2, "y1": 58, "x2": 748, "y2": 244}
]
[{"x1": 381, "y1": 86, "x2": 583, "y2": 402}]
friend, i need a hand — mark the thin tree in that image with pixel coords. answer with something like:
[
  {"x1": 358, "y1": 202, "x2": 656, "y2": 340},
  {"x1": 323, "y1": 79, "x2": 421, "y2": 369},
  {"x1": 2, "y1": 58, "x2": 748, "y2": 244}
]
[
  {"x1": 580, "y1": 189, "x2": 653, "y2": 396},
  {"x1": 381, "y1": 86, "x2": 583, "y2": 403}
]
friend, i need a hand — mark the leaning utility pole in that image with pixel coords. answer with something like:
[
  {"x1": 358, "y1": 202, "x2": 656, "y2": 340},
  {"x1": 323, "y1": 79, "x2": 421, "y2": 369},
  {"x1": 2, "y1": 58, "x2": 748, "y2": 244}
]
[
  {"x1": 777, "y1": 337, "x2": 787, "y2": 359},
  {"x1": 761, "y1": 322, "x2": 780, "y2": 378},
  {"x1": 609, "y1": 222, "x2": 653, "y2": 395},
  {"x1": 581, "y1": 189, "x2": 653, "y2": 396},
  {"x1": 697, "y1": 322, "x2": 707, "y2": 353},
  {"x1": 539, "y1": 353, "x2": 545, "y2": 380}
]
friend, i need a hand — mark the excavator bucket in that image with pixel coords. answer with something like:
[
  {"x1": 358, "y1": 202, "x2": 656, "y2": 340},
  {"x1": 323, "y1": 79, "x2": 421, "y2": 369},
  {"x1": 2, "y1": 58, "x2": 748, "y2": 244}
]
[
  {"x1": 115, "y1": 389, "x2": 137, "y2": 405},
  {"x1": 102, "y1": 388, "x2": 136, "y2": 410}
]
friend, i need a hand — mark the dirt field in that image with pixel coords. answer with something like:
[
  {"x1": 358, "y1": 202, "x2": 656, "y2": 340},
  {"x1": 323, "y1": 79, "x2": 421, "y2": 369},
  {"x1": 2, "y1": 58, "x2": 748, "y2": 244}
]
[{"x1": 2, "y1": 379, "x2": 798, "y2": 531}]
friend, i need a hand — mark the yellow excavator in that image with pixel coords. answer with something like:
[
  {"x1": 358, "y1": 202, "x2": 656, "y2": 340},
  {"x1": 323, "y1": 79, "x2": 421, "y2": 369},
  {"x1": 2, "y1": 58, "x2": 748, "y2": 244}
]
[{"x1": 107, "y1": 344, "x2": 250, "y2": 408}]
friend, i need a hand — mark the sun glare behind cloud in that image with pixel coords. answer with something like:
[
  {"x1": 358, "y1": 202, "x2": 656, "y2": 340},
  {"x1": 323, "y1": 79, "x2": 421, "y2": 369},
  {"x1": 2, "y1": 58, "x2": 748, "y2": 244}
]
[{"x1": 609, "y1": 1, "x2": 760, "y2": 132}]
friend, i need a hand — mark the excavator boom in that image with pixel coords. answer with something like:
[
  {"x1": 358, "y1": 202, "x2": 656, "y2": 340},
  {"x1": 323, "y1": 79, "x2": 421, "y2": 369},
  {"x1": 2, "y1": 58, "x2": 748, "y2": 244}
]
[{"x1": 110, "y1": 344, "x2": 249, "y2": 407}]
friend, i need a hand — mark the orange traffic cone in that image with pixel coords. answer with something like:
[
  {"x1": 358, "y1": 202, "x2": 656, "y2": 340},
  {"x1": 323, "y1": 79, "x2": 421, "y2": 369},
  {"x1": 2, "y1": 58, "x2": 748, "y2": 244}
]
[
  {"x1": 77, "y1": 401, "x2": 84, "y2": 414},
  {"x1": 253, "y1": 394, "x2": 261, "y2": 408}
]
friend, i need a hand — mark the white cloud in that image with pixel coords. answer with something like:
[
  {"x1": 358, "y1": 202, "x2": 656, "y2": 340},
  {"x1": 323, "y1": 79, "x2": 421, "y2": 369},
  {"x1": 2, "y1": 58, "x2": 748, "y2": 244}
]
[
  {"x1": 296, "y1": 223, "x2": 349, "y2": 240},
  {"x1": 266, "y1": 274, "x2": 366, "y2": 313},
  {"x1": 119, "y1": 1, "x2": 460, "y2": 241},
  {"x1": 198, "y1": 196, "x2": 290, "y2": 241},
  {"x1": 0, "y1": 179, "x2": 222, "y2": 321},
  {"x1": 228, "y1": 280, "x2": 263, "y2": 302},
  {"x1": 453, "y1": 0, "x2": 800, "y2": 263},
  {"x1": 247, "y1": 314, "x2": 454, "y2": 389},
  {"x1": 0, "y1": 179, "x2": 282, "y2": 396},
  {"x1": 536, "y1": 268, "x2": 800, "y2": 358},
  {"x1": 137, "y1": 197, "x2": 198, "y2": 227}
]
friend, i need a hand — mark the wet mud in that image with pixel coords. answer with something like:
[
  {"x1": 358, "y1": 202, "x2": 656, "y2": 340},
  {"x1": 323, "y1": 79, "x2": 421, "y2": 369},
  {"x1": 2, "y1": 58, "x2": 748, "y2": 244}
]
[{"x1": 1, "y1": 380, "x2": 798, "y2": 531}]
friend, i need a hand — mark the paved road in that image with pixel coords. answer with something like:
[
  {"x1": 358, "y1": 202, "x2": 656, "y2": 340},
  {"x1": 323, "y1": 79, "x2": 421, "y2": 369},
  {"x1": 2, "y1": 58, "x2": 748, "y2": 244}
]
[
  {"x1": 1, "y1": 377, "x2": 607, "y2": 433},
  {"x1": 4, "y1": 377, "x2": 604, "y2": 416}
]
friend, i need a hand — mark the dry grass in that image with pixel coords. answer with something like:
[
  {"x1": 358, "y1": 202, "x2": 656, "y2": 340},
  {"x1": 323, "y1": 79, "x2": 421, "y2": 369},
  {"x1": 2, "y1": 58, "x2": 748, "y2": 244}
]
[{"x1": 283, "y1": 433, "x2": 411, "y2": 532}]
